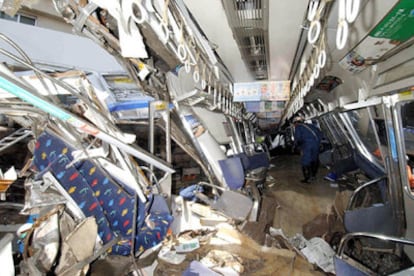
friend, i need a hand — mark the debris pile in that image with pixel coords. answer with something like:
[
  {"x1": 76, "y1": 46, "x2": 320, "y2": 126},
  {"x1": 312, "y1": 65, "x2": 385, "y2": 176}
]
[{"x1": 0, "y1": 65, "x2": 310, "y2": 275}]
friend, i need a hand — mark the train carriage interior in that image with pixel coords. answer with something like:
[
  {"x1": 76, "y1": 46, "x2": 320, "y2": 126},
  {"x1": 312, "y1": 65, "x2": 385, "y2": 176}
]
[{"x1": 0, "y1": 0, "x2": 414, "y2": 275}]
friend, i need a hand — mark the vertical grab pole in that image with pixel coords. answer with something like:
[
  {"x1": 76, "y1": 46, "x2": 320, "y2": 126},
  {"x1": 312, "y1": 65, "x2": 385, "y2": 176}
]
[{"x1": 148, "y1": 100, "x2": 156, "y2": 183}]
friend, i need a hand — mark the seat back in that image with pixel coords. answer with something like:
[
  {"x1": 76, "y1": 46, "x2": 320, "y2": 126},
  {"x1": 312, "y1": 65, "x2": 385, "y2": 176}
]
[
  {"x1": 236, "y1": 152, "x2": 269, "y2": 171},
  {"x1": 33, "y1": 131, "x2": 172, "y2": 255},
  {"x1": 218, "y1": 156, "x2": 245, "y2": 190}
]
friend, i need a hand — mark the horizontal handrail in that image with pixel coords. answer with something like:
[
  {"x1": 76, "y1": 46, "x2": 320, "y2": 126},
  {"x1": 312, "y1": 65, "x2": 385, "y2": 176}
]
[
  {"x1": 347, "y1": 175, "x2": 387, "y2": 210},
  {"x1": 337, "y1": 232, "x2": 414, "y2": 257}
]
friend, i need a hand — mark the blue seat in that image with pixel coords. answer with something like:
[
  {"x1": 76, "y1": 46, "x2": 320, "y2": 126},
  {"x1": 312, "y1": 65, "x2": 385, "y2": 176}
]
[
  {"x1": 218, "y1": 156, "x2": 245, "y2": 190},
  {"x1": 32, "y1": 131, "x2": 173, "y2": 255},
  {"x1": 235, "y1": 152, "x2": 269, "y2": 172},
  {"x1": 343, "y1": 152, "x2": 396, "y2": 236},
  {"x1": 218, "y1": 152, "x2": 270, "y2": 190}
]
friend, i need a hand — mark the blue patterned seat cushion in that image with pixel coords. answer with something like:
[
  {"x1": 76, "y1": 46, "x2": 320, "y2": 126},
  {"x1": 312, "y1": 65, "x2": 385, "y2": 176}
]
[{"x1": 32, "y1": 131, "x2": 173, "y2": 255}]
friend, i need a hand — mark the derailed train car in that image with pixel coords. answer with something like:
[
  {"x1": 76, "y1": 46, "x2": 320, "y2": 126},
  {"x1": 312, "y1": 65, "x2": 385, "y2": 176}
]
[{"x1": 0, "y1": 0, "x2": 414, "y2": 275}]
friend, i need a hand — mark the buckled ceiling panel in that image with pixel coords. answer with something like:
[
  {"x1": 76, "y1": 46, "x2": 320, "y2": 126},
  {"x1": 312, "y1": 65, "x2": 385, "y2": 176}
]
[{"x1": 222, "y1": 0, "x2": 270, "y2": 80}]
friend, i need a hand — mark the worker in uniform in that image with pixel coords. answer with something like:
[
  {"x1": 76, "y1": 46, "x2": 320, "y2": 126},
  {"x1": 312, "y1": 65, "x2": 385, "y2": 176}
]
[{"x1": 293, "y1": 116, "x2": 322, "y2": 183}]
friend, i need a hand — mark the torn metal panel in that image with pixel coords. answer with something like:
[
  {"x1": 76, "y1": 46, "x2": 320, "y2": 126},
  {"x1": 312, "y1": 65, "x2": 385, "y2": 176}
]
[
  {"x1": 49, "y1": 0, "x2": 251, "y2": 193},
  {"x1": 21, "y1": 179, "x2": 67, "y2": 214},
  {"x1": 55, "y1": 217, "x2": 98, "y2": 276},
  {"x1": 0, "y1": 67, "x2": 174, "y2": 176},
  {"x1": 24, "y1": 207, "x2": 61, "y2": 273}
]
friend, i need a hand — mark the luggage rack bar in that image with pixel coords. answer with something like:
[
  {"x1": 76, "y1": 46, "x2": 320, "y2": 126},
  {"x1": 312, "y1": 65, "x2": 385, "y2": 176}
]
[{"x1": 0, "y1": 128, "x2": 32, "y2": 153}]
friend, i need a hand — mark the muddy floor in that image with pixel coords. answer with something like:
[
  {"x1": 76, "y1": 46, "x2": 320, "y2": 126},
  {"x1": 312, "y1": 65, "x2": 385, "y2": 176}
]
[
  {"x1": 268, "y1": 154, "x2": 337, "y2": 237},
  {"x1": 118, "y1": 153, "x2": 339, "y2": 275}
]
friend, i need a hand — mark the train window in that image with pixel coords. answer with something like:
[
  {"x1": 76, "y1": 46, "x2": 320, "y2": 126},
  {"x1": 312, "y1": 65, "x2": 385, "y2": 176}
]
[
  {"x1": 342, "y1": 107, "x2": 384, "y2": 164},
  {"x1": 400, "y1": 101, "x2": 414, "y2": 192},
  {"x1": 325, "y1": 114, "x2": 349, "y2": 145},
  {"x1": 319, "y1": 116, "x2": 336, "y2": 145},
  {"x1": 401, "y1": 102, "x2": 414, "y2": 156}
]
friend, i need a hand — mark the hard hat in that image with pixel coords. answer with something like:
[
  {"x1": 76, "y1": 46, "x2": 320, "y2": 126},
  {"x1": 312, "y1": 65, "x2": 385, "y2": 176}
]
[{"x1": 293, "y1": 116, "x2": 304, "y2": 123}]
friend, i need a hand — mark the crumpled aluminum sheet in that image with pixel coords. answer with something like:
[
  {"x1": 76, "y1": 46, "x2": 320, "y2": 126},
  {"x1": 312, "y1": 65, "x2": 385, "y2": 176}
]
[
  {"x1": 30, "y1": 210, "x2": 60, "y2": 273},
  {"x1": 55, "y1": 217, "x2": 98, "y2": 276},
  {"x1": 21, "y1": 179, "x2": 66, "y2": 215}
]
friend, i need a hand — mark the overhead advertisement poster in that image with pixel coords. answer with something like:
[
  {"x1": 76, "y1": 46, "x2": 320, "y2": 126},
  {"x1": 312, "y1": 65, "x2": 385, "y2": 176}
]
[
  {"x1": 339, "y1": 0, "x2": 414, "y2": 73},
  {"x1": 245, "y1": 101, "x2": 286, "y2": 113},
  {"x1": 234, "y1": 81, "x2": 290, "y2": 102},
  {"x1": 256, "y1": 111, "x2": 282, "y2": 119},
  {"x1": 258, "y1": 118, "x2": 281, "y2": 130},
  {"x1": 233, "y1": 82, "x2": 261, "y2": 102}
]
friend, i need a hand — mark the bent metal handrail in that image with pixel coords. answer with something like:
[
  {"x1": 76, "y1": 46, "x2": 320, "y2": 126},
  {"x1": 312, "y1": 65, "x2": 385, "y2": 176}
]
[
  {"x1": 0, "y1": 71, "x2": 175, "y2": 176},
  {"x1": 337, "y1": 231, "x2": 414, "y2": 258},
  {"x1": 347, "y1": 175, "x2": 387, "y2": 210}
]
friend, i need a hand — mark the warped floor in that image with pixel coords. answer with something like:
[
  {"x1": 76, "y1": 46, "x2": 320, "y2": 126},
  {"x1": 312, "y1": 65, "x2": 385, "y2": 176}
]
[
  {"x1": 268, "y1": 154, "x2": 337, "y2": 237},
  {"x1": 91, "y1": 154, "x2": 339, "y2": 275}
]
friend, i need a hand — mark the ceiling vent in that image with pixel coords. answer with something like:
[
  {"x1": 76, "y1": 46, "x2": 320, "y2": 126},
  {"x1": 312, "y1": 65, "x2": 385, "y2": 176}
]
[{"x1": 222, "y1": 0, "x2": 270, "y2": 80}]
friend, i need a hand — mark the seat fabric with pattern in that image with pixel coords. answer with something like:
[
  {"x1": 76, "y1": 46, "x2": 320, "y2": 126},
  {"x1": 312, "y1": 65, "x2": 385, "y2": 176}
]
[{"x1": 32, "y1": 131, "x2": 173, "y2": 255}]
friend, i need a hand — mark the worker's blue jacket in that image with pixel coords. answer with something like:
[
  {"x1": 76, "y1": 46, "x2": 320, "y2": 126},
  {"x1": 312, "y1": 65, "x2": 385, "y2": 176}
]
[{"x1": 294, "y1": 123, "x2": 322, "y2": 166}]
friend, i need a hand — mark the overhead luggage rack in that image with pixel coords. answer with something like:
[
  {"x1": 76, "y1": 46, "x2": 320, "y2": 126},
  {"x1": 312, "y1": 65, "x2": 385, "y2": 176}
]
[{"x1": 0, "y1": 128, "x2": 32, "y2": 153}]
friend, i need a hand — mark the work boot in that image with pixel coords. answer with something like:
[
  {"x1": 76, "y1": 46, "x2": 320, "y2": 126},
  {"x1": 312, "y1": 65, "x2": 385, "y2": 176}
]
[
  {"x1": 310, "y1": 160, "x2": 319, "y2": 181},
  {"x1": 301, "y1": 166, "x2": 311, "y2": 183}
]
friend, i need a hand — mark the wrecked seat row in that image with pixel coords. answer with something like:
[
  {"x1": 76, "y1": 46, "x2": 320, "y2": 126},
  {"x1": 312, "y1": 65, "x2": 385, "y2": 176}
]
[{"x1": 32, "y1": 130, "x2": 173, "y2": 256}]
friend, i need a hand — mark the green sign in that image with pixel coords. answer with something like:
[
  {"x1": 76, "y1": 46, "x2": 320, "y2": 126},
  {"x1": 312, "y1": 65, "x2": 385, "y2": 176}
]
[{"x1": 370, "y1": 0, "x2": 414, "y2": 42}]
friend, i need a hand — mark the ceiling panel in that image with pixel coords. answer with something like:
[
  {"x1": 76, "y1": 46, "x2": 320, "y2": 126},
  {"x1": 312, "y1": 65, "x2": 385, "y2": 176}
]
[
  {"x1": 184, "y1": 0, "x2": 309, "y2": 83},
  {"x1": 183, "y1": 0, "x2": 254, "y2": 82},
  {"x1": 268, "y1": 1, "x2": 308, "y2": 81}
]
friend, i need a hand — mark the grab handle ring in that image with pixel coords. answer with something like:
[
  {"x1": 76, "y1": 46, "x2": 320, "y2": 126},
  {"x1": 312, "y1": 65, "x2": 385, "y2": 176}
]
[
  {"x1": 308, "y1": 20, "x2": 321, "y2": 44},
  {"x1": 318, "y1": 49, "x2": 326, "y2": 68},
  {"x1": 130, "y1": 0, "x2": 148, "y2": 24},
  {"x1": 193, "y1": 69, "x2": 200, "y2": 83},
  {"x1": 338, "y1": 0, "x2": 346, "y2": 20},
  {"x1": 177, "y1": 44, "x2": 187, "y2": 62},
  {"x1": 201, "y1": 79, "x2": 207, "y2": 90},
  {"x1": 159, "y1": 22, "x2": 169, "y2": 44},
  {"x1": 184, "y1": 60, "x2": 191, "y2": 73},
  {"x1": 313, "y1": 64, "x2": 320, "y2": 79},
  {"x1": 336, "y1": 20, "x2": 348, "y2": 50},
  {"x1": 346, "y1": 0, "x2": 360, "y2": 23},
  {"x1": 307, "y1": 0, "x2": 319, "y2": 21}
]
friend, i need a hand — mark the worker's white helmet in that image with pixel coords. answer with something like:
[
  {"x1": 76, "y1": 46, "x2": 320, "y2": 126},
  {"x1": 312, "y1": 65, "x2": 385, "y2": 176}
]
[{"x1": 293, "y1": 116, "x2": 304, "y2": 123}]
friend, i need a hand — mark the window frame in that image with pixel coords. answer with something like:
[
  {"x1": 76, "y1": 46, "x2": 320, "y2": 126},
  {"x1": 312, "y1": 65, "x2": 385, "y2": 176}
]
[{"x1": 0, "y1": 11, "x2": 37, "y2": 26}]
